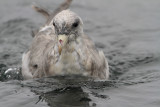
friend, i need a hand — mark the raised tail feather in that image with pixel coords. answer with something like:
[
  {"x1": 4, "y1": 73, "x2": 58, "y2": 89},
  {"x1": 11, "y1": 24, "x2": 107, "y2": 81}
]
[
  {"x1": 32, "y1": 0, "x2": 72, "y2": 24},
  {"x1": 32, "y1": 5, "x2": 50, "y2": 19},
  {"x1": 31, "y1": 0, "x2": 73, "y2": 37}
]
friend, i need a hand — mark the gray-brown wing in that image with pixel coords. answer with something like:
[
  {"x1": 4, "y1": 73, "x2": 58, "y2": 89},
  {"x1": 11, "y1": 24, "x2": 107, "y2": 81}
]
[
  {"x1": 23, "y1": 26, "x2": 58, "y2": 78},
  {"x1": 78, "y1": 34, "x2": 109, "y2": 79}
]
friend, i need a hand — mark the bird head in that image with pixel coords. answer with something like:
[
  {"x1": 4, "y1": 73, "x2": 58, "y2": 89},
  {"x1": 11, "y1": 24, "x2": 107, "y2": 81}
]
[{"x1": 53, "y1": 10, "x2": 83, "y2": 54}]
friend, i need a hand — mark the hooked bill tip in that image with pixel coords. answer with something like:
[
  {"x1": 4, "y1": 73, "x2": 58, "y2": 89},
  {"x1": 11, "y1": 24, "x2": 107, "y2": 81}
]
[{"x1": 59, "y1": 39, "x2": 63, "y2": 44}]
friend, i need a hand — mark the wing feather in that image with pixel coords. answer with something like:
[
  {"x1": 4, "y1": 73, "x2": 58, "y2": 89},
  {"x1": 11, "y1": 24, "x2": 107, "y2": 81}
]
[
  {"x1": 78, "y1": 34, "x2": 109, "y2": 79},
  {"x1": 22, "y1": 26, "x2": 58, "y2": 78}
]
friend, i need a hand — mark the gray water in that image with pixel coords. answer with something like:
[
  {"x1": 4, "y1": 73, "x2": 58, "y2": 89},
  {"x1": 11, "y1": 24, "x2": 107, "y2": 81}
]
[{"x1": 0, "y1": 0, "x2": 160, "y2": 107}]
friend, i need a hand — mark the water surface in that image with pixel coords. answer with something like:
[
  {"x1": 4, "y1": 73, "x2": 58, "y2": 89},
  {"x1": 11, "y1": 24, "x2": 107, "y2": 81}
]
[{"x1": 0, "y1": 0, "x2": 160, "y2": 107}]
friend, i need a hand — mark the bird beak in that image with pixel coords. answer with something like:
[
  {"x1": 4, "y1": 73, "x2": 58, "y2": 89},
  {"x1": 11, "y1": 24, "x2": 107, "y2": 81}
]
[{"x1": 58, "y1": 34, "x2": 68, "y2": 54}]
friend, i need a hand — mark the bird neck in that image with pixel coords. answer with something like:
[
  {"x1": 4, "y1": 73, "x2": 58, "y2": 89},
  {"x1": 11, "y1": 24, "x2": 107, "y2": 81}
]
[
  {"x1": 59, "y1": 42, "x2": 76, "y2": 54},
  {"x1": 58, "y1": 36, "x2": 82, "y2": 55}
]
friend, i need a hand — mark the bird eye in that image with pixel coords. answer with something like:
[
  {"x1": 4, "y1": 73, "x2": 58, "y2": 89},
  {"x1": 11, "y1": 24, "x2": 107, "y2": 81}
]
[
  {"x1": 53, "y1": 22, "x2": 56, "y2": 27},
  {"x1": 72, "y1": 21, "x2": 79, "y2": 28}
]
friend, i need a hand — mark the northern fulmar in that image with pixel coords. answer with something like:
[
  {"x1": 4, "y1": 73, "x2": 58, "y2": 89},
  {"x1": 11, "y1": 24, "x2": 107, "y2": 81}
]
[{"x1": 22, "y1": 10, "x2": 109, "y2": 80}]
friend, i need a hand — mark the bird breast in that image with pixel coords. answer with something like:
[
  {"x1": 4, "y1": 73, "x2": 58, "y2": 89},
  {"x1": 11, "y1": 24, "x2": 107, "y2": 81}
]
[{"x1": 49, "y1": 42, "x2": 83, "y2": 75}]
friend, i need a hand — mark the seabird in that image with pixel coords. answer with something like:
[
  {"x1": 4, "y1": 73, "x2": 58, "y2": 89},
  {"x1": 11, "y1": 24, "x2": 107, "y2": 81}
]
[{"x1": 22, "y1": 10, "x2": 109, "y2": 80}]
